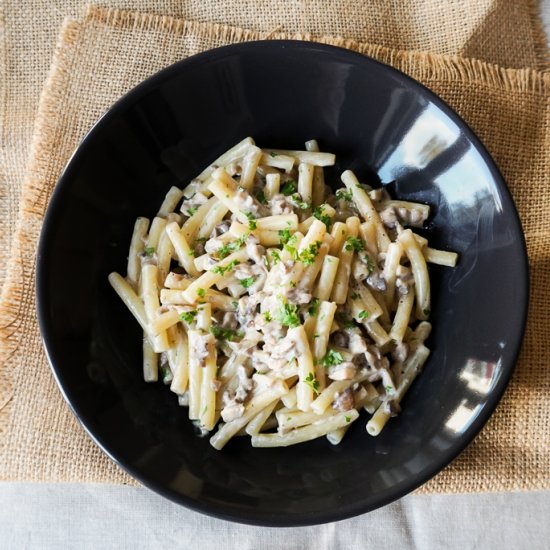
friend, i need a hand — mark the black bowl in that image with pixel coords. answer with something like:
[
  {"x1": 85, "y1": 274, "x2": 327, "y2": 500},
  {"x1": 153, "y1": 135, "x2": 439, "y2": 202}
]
[{"x1": 36, "y1": 41, "x2": 528, "y2": 526}]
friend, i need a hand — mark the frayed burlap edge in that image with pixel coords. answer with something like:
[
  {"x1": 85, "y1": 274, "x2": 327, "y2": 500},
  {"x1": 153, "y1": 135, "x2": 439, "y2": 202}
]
[
  {"x1": 88, "y1": 6, "x2": 550, "y2": 92},
  {"x1": 0, "y1": 17, "x2": 82, "y2": 441},
  {"x1": 1, "y1": 5, "x2": 549, "y2": 490}
]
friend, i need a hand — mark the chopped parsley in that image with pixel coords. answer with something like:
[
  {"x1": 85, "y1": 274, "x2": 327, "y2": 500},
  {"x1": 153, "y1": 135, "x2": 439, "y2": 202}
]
[
  {"x1": 423, "y1": 308, "x2": 431, "y2": 317},
  {"x1": 298, "y1": 241, "x2": 321, "y2": 265},
  {"x1": 351, "y1": 292, "x2": 360, "y2": 300},
  {"x1": 282, "y1": 234, "x2": 298, "y2": 258},
  {"x1": 188, "y1": 250, "x2": 195, "y2": 257},
  {"x1": 320, "y1": 349, "x2": 343, "y2": 368},
  {"x1": 289, "y1": 194, "x2": 310, "y2": 210},
  {"x1": 269, "y1": 249, "x2": 281, "y2": 265},
  {"x1": 276, "y1": 303, "x2": 301, "y2": 328},
  {"x1": 263, "y1": 311, "x2": 272, "y2": 322},
  {"x1": 345, "y1": 236, "x2": 365, "y2": 252},
  {"x1": 187, "y1": 206, "x2": 198, "y2": 216},
  {"x1": 278, "y1": 228, "x2": 292, "y2": 246},
  {"x1": 210, "y1": 325, "x2": 243, "y2": 341},
  {"x1": 211, "y1": 259, "x2": 240, "y2": 275},
  {"x1": 304, "y1": 372, "x2": 320, "y2": 394},
  {"x1": 144, "y1": 246, "x2": 155, "y2": 257},
  {"x1": 281, "y1": 180, "x2": 297, "y2": 196},
  {"x1": 179, "y1": 310, "x2": 198, "y2": 323},
  {"x1": 269, "y1": 151, "x2": 278, "y2": 158},
  {"x1": 385, "y1": 385, "x2": 394, "y2": 393},
  {"x1": 239, "y1": 276, "x2": 255, "y2": 289},
  {"x1": 345, "y1": 415, "x2": 351, "y2": 423},
  {"x1": 243, "y1": 211, "x2": 257, "y2": 230},
  {"x1": 218, "y1": 234, "x2": 248, "y2": 259},
  {"x1": 197, "y1": 288, "x2": 206, "y2": 298},
  {"x1": 336, "y1": 312, "x2": 356, "y2": 329},
  {"x1": 256, "y1": 190, "x2": 268, "y2": 205},
  {"x1": 231, "y1": 301, "x2": 239, "y2": 309},
  {"x1": 358, "y1": 310, "x2": 370, "y2": 319},
  {"x1": 336, "y1": 189, "x2": 353, "y2": 202},
  {"x1": 308, "y1": 297, "x2": 320, "y2": 316},
  {"x1": 364, "y1": 253, "x2": 376, "y2": 274},
  {"x1": 313, "y1": 204, "x2": 331, "y2": 228}
]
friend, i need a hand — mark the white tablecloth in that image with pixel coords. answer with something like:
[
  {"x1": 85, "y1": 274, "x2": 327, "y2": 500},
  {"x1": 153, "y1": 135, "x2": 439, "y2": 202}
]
[
  {"x1": 2, "y1": 4, "x2": 549, "y2": 548},
  {"x1": 1, "y1": 484, "x2": 548, "y2": 549}
]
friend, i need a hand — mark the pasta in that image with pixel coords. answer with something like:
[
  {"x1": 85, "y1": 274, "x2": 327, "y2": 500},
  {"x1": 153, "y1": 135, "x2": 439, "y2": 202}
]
[{"x1": 109, "y1": 137, "x2": 458, "y2": 449}]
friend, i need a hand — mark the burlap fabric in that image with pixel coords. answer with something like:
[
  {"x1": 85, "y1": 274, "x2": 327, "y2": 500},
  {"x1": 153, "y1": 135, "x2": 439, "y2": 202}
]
[
  {"x1": 0, "y1": 5, "x2": 549, "y2": 491},
  {"x1": 1, "y1": 1, "x2": 548, "y2": 295}
]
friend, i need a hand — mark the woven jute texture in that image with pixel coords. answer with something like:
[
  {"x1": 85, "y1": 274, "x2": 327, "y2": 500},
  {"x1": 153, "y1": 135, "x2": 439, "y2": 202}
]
[
  {"x1": 0, "y1": 1, "x2": 548, "y2": 298},
  {"x1": 1, "y1": 6, "x2": 549, "y2": 491}
]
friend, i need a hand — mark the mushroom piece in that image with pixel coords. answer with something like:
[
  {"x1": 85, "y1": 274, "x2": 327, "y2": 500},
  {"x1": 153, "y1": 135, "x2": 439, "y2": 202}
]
[
  {"x1": 221, "y1": 403, "x2": 245, "y2": 422},
  {"x1": 332, "y1": 388, "x2": 355, "y2": 412},
  {"x1": 327, "y1": 361, "x2": 357, "y2": 381}
]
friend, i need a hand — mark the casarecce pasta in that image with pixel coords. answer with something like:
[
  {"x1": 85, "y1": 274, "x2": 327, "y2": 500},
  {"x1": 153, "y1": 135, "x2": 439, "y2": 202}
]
[{"x1": 109, "y1": 137, "x2": 458, "y2": 449}]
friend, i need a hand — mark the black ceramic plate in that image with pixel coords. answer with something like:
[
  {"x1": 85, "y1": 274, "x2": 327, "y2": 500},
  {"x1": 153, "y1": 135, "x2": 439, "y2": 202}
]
[{"x1": 37, "y1": 41, "x2": 528, "y2": 526}]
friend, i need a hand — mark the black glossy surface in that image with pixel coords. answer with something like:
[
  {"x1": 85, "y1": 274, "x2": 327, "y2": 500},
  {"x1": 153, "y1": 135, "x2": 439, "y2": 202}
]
[{"x1": 37, "y1": 41, "x2": 528, "y2": 526}]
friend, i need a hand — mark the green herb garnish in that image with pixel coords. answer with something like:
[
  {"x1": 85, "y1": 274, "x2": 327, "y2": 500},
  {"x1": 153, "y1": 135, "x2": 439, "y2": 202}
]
[
  {"x1": 336, "y1": 189, "x2": 353, "y2": 202},
  {"x1": 211, "y1": 259, "x2": 240, "y2": 275},
  {"x1": 351, "y1": 292, "x2": 360, "y2": 300},
  {"x1": 270, "y1": 250, "x2": 281, "y2": 265},
  {"x1": 336, "y1": 312, "x2": 356, "y2": 329},
  {"x1": 210, "y1": 325, "x2": 242, "y2": 341},
  {"x1": 313, "y1": 204, "x2": 331, "y2": 229},
  {"x1": 240, "y1": 277, "x2": 255, "y2": 289},
  {"x1": 308, "y1": 297, "x2": 320, "y2": 316},
  {"x1": 344, "y1": 236, "x2": 365, "y2": 252},
  {"x1": 278, "y1": 228, "x2": 292, "y2": 246},
  {"x1": 345, "y1": 415, "x2": 351, "y2": 423},
  {"x1": 257, "y1": 190, "x2": 268, "y2": 205},
  {"x1": 218, "y1": 234, "x2": 248, "y2": 259},
  {"x1": 243, "y1": 211, "x2": 257, "y2": 230},
  {"x1": 289, "y1": 194, "x2": 310, "y2": 210},
  {"x1": 263, "y1": 311, "x2": 272, "y2": 322},
  {"x1": 277, "y1": 303, "x2": 301, "y2": 328},
  {"x1": 358, "y1": 310, "x2": 370, "y2": 319},
  {"x1": 298, "y1": 241, "x2": 321, "y2": 265},
  {"x1": 179, "y1": 310, "x2": 198, "y2": 323},
  {"x1": 269, "y1": 151, "x2": 278, "y2": 158},
  {"x1": 364, "y1": 253, "x2": 375, "y2": 274},
  {"x1": 144, "y1": 247, "x2": 155, "y2": 257},
  {"x1": 187, "y1": 206, "x2": 198, "y2": 216},
  {"x1": 304, "y1": 372, "x2": 320, "y2": 394},
  {"x1": 320, "y1": 349, "x2": 343, "y2": 368},
  {"x1": 281, "y1": 180, "x2": 297, "y2": 196},
  {"x1": 423, "y1": 308, "x2": 431, "y2": 317},
  {"x1": 197, "y1": 288, "x2": 206, "y2": 298}
]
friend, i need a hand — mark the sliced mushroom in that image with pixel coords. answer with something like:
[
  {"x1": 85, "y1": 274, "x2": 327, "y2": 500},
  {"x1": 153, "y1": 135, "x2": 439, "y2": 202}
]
[
  {"x1": 327, "y1": 361, "x2": 357, "y2": 381},
  {"x1": 332, "y1": 388, "x2": 355, "y2": 412}
]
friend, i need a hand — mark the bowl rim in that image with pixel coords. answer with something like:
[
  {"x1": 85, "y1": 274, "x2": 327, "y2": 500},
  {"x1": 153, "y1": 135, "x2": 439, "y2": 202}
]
[{"x1": 36, "y1": 39, "x2": 530, "y2": 526}]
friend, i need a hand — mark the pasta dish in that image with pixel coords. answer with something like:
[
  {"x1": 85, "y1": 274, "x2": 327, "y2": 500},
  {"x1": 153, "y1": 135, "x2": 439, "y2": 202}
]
[{"x1": 109, "y1": 137, "x2": 457, "y2": 449}]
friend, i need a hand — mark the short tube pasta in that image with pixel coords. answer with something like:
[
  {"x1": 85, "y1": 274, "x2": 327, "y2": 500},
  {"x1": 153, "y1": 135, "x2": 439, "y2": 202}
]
[{"x1": 109, "y1": 137, "x2": 457, "y2": 450}]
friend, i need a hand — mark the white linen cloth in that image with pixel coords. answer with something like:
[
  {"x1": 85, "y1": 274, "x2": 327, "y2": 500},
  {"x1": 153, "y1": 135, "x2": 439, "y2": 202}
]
[{"x1": 0, "y1": 484, "x2": 548, "y2": 549}]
